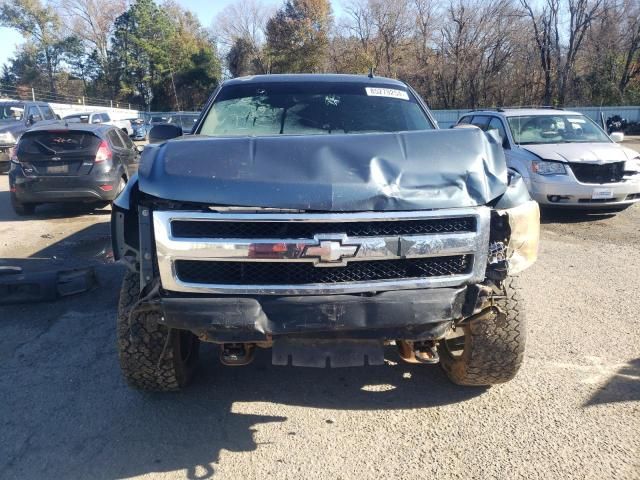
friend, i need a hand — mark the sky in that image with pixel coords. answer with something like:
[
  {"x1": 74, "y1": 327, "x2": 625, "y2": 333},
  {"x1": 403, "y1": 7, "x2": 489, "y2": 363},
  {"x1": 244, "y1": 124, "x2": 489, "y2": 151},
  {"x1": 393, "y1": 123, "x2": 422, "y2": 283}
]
[{"x1": 0, "y1": 0, "x2": 346, "y2": 69}]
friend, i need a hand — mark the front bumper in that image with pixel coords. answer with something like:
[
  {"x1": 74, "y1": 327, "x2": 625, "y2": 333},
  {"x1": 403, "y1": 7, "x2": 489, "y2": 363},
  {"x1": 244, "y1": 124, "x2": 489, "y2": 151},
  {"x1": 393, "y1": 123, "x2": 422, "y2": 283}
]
[
  {"x1": 529, "y1": 175, "x2": 640, "y2": 207},
  {"x1": 159, "y1": 287, "x2": 468, "y2": 343},
  {"x1": 11, "y1": 169, "x2": 120, "y2": 203}
]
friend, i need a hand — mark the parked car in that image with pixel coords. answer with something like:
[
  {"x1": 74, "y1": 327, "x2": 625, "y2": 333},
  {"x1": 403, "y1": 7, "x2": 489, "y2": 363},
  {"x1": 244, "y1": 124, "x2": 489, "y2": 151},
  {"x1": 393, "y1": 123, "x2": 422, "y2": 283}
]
[
  {"x1": 457, "y1": 108, "x2": 640, "y2": 210},
  {"x1": 0, "y1": 100, "x2": 58, "y2": 173},
  {"x1": 130, "y1": 115, "x2": 170, "y2": 141},
  {"x1": 112, "y1": 74, "x2": 540, "y2": 391},
  {"x1": 63, "y1": 111, "x2": 133, "y2": 136},
  {"x1": 169, "y1": 113, "x2": 199, "y2": 134},
  {"x1": 9, "y1": 123, "x2": 141, "y2": 215}
]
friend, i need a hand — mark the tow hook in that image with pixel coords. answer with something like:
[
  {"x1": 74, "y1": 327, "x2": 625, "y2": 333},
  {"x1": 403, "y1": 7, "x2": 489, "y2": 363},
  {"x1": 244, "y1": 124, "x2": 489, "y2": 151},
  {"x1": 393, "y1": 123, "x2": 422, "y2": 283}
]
[
  {"x1": 220, "y1": 343, "x2": 255, "y2": 366},
  {"x1": 397, "y1": 340, "x2": 440, "y2": 364}
]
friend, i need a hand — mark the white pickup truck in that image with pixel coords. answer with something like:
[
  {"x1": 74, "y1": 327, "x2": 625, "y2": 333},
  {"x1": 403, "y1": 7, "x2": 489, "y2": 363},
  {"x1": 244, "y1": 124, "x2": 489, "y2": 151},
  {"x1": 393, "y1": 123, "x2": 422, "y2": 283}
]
[{"x1": 63, "y1": 111, "x2": 132, "y2": 136}]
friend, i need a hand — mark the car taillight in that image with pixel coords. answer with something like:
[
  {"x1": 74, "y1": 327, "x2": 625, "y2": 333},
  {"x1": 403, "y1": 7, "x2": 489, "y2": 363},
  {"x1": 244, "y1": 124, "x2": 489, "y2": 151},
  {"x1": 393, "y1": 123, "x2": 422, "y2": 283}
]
[{"x1": 95, "y1": 140, "x2": 112, "y2": 163}]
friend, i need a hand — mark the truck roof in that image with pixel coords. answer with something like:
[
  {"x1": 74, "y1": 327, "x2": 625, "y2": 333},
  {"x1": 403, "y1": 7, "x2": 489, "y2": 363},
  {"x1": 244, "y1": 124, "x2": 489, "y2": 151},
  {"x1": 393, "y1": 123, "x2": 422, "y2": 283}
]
[{"x1": 224, "y1": 73, "x2": 407, "y2": 88}]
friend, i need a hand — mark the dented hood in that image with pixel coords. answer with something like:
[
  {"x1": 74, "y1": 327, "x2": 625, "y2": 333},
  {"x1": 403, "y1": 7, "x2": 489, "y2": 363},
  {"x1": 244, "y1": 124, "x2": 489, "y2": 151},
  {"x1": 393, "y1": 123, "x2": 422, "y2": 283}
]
[
  {"x1": 137, "y1": 128, "x2": 508, "y2": 211},
  {"x1": 522, "y1": 142, "x2": 638, "y2": 164}
]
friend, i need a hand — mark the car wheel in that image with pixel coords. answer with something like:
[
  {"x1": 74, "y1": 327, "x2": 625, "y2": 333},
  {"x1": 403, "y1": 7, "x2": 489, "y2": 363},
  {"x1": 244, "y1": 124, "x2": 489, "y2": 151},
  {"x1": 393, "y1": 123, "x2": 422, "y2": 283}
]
[
  {"x1": 439, "y1": 276, "x2": 526, "y2": 386},
  {"x1": 117, "y1": 270, "x2": 200, "y2": 391},
  {"x1": 10, "y1": 192, "x2": 36, "y2": 216}
]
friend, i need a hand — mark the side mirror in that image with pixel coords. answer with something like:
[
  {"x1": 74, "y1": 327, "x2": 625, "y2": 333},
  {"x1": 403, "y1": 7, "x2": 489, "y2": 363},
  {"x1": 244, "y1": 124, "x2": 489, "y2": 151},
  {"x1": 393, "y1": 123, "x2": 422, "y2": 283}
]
[
  {"x1": 486, "y1": 128, "x2": 502, "y2": 145},
  {"x1": 135, "y1": 145, "x2": 144, "y2": 153},
  {"x1": 148, "y1": 123, "x2": 182, "y2": 143},
  {"x1": 610, "y1": 131, "x2": 624, "y2": 143},
  {"x1": 28, "y1": 114, "x2": 42, "y2": 125}
]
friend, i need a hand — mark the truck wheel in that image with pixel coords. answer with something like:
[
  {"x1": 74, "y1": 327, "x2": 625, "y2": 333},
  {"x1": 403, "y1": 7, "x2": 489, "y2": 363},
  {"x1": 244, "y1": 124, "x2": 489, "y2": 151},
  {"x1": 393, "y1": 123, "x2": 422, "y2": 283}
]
[
  {"x1": 10, "y1": 193, "x2": 36, "y2": 215},
  {"x1": 439, "y1": 276, "x2": 526, "y2": 386},
  {"x1": 117, "y1": 270, "x2": 199, "y2": 391}
]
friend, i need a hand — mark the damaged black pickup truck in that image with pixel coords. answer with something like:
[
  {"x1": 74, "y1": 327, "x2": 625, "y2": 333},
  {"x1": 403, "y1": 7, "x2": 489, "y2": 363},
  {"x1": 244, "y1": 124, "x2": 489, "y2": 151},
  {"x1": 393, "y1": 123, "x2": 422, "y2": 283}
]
[{"x1": 111, "y1": 74, "x2": 540, "y2": 391}]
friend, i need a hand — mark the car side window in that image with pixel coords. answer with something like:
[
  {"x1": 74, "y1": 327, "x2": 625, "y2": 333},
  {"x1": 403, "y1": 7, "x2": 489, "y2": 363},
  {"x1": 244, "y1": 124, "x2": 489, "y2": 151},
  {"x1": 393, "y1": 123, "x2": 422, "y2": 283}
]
[
  {"x1": 117, "y1": 129, "x2": 135, "y2": 150},
  {"x1": 487, "y1": 117, "x2": 508, "y2": 146},
  {"x1": 458, "y1": 116, "x2": 471, "y2": 124},
  {"x1": 40, "y1": 106, "x2": 56, "y2": 120},
  {"x1": 102, "y1": 113, "x2": 111, "y2": 122},
  {"x1": 107, "y1": 129, "x2": 124, "y2": 148},
  {"x1": 470, "y1": 115, "x2": 491, "y2": 130}
]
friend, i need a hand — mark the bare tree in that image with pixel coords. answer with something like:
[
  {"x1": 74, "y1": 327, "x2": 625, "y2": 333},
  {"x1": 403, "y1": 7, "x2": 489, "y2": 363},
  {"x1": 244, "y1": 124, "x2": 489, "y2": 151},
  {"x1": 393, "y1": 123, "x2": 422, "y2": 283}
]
[
  {"x1": 213, "y1": 0, "x2": 274, "y2": 48},
  {"x1": 618, "y1": 0, "x2": 640, "y2": 99},
  {"x1": 58, "y1": 0, "x2": 126, "y2": 71}
]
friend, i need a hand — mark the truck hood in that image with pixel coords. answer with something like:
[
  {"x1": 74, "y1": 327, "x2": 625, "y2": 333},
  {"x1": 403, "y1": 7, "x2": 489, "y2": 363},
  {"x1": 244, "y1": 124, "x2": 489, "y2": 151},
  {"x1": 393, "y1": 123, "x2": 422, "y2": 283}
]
[
  {"x1": 137, "y1": 128, "x2": 508, "y2": 211},
  {"x1": 522, "y1": 142, "x2": 639, "y2": 164},
  {"x1": 0, "y1": 121, "x2": 27, "y2": 138}
]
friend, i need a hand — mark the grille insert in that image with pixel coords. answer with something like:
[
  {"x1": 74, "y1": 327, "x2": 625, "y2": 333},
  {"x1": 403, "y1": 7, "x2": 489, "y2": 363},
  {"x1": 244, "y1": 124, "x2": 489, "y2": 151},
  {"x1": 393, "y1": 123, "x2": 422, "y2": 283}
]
[
  {"x1": 171, "y1": 217, "x2": 476, "y2": 239},
  {"x1": 569, "y1": 162, "x2": 625, "y2": 184},
  {"x1": 175, "y1": 256, "x2": 471, "y2": 285}
]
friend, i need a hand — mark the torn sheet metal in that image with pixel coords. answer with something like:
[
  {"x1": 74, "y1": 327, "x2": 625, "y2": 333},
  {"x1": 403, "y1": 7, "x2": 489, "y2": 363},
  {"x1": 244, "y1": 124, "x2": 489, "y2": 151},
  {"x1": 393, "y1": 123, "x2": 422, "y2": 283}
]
[
  {"x1": 0, "y1": 267, "x2": 96, "y2": 304},
  {"x1": 137, "y1": 128, "x2": 508, "y2": 211}
]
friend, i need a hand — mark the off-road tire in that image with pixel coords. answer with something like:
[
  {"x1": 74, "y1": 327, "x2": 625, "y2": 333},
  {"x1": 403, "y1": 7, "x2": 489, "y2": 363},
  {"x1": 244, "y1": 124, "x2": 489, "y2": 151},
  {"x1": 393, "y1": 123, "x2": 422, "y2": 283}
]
[
  {"x1": 10, "y1": 193, "x2": 36, "y2": 215},
  {"x1": 117, "y1": 270, "x2": 200, "y2": 391},
  {"x1": 439, "y1": 276, "x2": 526, "y2": 386}
]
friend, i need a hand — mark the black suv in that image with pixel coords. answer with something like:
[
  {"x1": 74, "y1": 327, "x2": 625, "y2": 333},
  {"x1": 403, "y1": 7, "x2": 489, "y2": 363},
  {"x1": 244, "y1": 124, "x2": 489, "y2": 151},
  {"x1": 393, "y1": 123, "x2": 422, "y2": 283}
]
[
  {"x1": 0, "y1": 101, "x2": 58, "y2": 173},
  {"x1": 112, "y1": 74, "x2": 540, "y2": 391}
]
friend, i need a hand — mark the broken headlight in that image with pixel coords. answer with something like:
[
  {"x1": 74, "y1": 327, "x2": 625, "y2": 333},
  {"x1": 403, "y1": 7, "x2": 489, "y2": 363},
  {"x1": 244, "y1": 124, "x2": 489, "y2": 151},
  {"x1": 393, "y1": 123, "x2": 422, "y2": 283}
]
[{"x1": 498, "y1": 200, "x2": 540, "y2": 274}]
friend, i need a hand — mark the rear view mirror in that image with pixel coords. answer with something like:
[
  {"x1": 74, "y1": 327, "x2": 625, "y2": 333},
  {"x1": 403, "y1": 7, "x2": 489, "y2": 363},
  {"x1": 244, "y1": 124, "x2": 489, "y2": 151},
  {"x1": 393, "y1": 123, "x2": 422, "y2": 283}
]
[
  {"x1": 148, "y1": 123, "x2": 182, "y2": 144},
  {"x1": 610, "y1": 131, "x2": 624, "y2": 143}
]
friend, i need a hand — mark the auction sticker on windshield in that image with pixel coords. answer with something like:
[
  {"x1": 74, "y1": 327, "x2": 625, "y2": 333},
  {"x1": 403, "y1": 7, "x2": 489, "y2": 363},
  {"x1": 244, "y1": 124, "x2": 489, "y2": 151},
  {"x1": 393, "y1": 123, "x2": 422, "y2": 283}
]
[
  {"x1": 592, "y1": 188, "x2": 614, "y2": 199},
  {"x1": 365, "y1": 87, "x2": 410, "y2": 100}
]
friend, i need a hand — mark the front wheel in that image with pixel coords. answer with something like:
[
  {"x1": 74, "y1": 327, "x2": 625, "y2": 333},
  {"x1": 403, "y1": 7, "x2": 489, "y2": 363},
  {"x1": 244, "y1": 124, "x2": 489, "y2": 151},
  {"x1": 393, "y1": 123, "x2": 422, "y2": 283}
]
[
  {"x1": 439, "y1": 276, "x2": 526, "y2": 386},
  {"x1": 117, "y1": 271, "x2": 200, "y2": 391}
]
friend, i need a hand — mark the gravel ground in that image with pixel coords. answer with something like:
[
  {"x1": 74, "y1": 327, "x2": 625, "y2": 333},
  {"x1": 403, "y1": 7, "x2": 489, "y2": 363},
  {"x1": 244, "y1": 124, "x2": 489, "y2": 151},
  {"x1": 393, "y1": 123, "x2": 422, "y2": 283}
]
[{"x1": 0, "y1": 171, "x2": 638, "y2": 480}]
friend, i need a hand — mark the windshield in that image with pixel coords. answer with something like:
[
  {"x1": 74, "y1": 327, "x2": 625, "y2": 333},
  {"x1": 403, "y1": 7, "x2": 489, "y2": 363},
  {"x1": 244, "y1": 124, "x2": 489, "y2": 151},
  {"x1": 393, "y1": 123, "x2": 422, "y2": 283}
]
[
  {"x1": 0, "y1": 103, "x2": 25, "y2": 121},
  {"x1": 200, "y1": 82, "x2": 433, "y2": 136},
  {"x1": 507, "y1": 114, "x2": 611, "y2": 145}
]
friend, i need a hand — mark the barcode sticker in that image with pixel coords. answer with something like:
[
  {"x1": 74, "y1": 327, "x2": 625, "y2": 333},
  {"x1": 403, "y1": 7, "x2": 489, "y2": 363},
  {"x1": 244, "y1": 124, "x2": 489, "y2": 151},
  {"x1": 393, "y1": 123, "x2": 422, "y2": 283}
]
[{"x1": 365, "y1": 87, "x2": 410, "y2": 100}]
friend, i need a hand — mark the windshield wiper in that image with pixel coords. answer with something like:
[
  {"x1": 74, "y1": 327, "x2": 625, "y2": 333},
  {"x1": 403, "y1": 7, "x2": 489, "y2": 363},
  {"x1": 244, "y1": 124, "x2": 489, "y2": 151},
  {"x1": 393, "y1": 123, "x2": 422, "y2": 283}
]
[{"x1": 34, "y1": 140, "x2": 58, "y2": 155}]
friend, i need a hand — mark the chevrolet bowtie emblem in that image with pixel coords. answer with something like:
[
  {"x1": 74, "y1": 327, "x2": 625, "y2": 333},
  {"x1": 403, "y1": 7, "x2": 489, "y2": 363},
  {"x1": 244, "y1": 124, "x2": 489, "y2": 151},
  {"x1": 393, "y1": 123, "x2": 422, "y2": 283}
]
[{"x1": 302, "y1": 240, "x2": 359, "y2": 266}]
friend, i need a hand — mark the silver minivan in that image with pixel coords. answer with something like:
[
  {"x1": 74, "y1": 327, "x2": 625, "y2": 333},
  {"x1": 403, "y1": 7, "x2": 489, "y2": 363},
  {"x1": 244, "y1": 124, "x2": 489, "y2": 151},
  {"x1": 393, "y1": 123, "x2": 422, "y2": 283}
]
[{"x1": 457, "y1": 108, "x2": 640, "y2": 210}]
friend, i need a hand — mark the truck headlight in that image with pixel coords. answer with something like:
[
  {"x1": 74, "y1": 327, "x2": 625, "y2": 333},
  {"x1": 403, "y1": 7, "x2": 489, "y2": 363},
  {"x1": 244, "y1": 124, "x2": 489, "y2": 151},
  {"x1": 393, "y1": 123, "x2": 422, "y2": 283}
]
[
  {"x1": 531, "y1": 160, "x2": 566, "y2": 175},
  {"x1": 0, "y1": 132, "x2": 16, "y2": 144},
  {"x1": 498, "y1": 200, "x2": 540, "y2": 274}
]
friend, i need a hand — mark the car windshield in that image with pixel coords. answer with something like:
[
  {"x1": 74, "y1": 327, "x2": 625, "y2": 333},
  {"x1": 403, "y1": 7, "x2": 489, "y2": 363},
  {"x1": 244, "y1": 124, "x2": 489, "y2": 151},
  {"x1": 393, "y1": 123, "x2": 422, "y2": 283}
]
[
  {"x1": 199, "y1": 82, "x2": 433, "y2": 136},
  {"x1": 0, "y1": 103, "x2": 25, "y2": 121},
  {"x1": 507, "y1": 114, "x2": 611, "y2": 145}
]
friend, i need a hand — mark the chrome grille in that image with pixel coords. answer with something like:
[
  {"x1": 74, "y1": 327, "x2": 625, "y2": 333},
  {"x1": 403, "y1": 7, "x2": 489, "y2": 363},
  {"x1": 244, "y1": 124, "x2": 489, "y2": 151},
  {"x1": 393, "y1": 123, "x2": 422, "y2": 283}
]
[
  {"x1": 171, "y1": 217, "x2": 476, "y2": 239},
  {"x1": 175, "y1": 256, "x2": 471, "y2": 285},
  {"x1": 153, "y1": 209, "x2": 491, "y2": 295}
]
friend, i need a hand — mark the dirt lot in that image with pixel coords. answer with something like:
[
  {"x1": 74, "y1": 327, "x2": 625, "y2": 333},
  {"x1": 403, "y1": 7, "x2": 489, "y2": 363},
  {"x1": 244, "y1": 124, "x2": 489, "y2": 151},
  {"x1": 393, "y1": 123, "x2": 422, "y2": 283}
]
[{"x1": 1, "y1": 166, "x2": 639, "y2": 479}]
